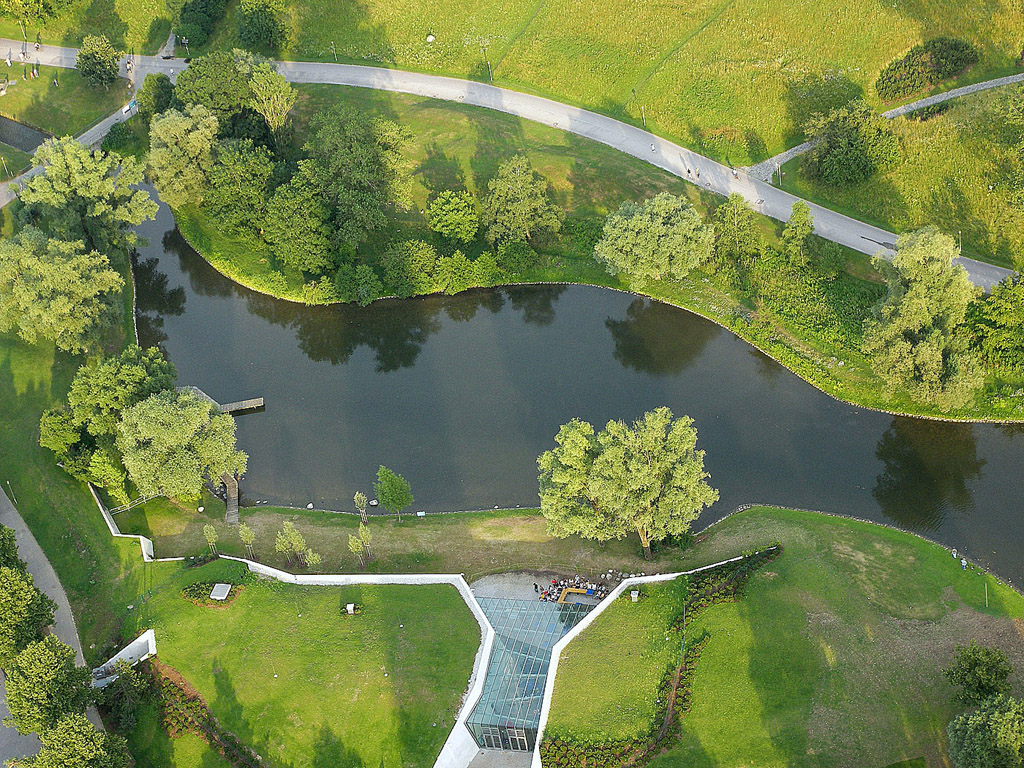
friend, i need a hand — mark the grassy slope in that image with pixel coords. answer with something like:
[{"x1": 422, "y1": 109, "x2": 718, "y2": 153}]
[
  {"x1": 0, "y1": 68, "x2": 129, "y2": 135},
  {"x1": 0, "y1": 141, "x2": 30, "y2": 179},
  {"x1": 177, "y1": 83, "x2": 1024, "y2": 421},
  {"x1": 196, "y1": 0, "x2": 1024, "y2": 164},
  {"x1": 0, "y1": 0, "x2": 173, "y2": 55},
  {"x1": 782, "y1": 85, "x2": 1024, "y2": 270},
  {"x1": 547, "y1": 507, "x2": 1024, "y2": 768},
  {"x1": 124, "y1": 559, "x2": 480, "y2": 768}
]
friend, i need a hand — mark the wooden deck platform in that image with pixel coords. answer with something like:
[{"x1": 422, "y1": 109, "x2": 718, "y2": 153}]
[{"x1": 176, "y1": 387, "x2": 264, "y2": 415}]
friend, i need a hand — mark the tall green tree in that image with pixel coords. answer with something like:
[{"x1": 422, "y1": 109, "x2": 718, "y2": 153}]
[
  {"x1": 304, "y1": 107, "x2": 413, "y2": 254},
  {"x1": 0, "y1": 524, "x2": 23, "y2": 572},
  {"x1": 427, "y1": 190, "x2": 478, "y2": 243},
  {"x1": 970, "y1": 277, "x2": 1024, "y2": 370},
  {"x1": 374, "y1": 466, "x2": 413, "y2": 522},
  {"x1": 239, "y1": 0, "x2": 287, "y2": 49},
  {"x1": 862, "y1": 226, "x2": 982, "y2": 410},
  {"x1": 205, "y1": 138, "x2": 273, "y2": 237},
  {"x1": 137, "y1": 73, "x2": 175, "y2": 123},
  {"x1": 248, "y1": 62, "x2": 295, "y2": 133},
  {"x1": 0, "y1": 227, "x2": 123, "y2": 353},
  {"x1": 75, "y1": 35, "x2": 120, "y2": 88},
  {"x1": 948, "y1": 694, "x2": 1024, "y2": 768},
  {"x1": 803, "y1": 100, "x2": 899, "y2": 186},
  {"x1": 781, "y1": 201, "x2": 815, "y2": 267},
  {"x1": 0, "y1": 567, "x2": 56, "y2": 668},
  {"x1": 594, "y1": 193, "x2": 713, "y2": 283},
  {"x1": 18, "y1": 137, "x2": 156, "y2": 259},
  {"x1": 945, "y1": 641, "x2": 1014, "y2": 705},
  {"x1": 148, "y1": 105, "x2": 220, "y2": 209},
  {"x1": 538, "y1": 407, "x2": 718, "y2": 559},
  {"x1": 3, "y1": 635, "x2": 91, "y2": 734},
  {"x1": 22, "y1": 713, "x2": 131, "y2": 768},
  {"x1": 482, "y1": 154, "x2": 563, "y2": 244},
  {"x1": 713, "y1": 192, "x2": 761, "y2": 267},
  {"x1": 263, "y1": 158, "x2": 334, "y2": 273},
  {"x1": 116, "y1": 389, "x2": 248, "y2": 501},
  {"x1": 173, "y1": 51, "x2": 254, "y2": 118}
]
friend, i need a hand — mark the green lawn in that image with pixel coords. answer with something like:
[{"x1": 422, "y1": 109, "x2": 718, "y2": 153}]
[
  {"x1": 0, "y1": 141, "x2": 30, "y2": 179},
  {"x1": 196, "y1": 0, "x2": 1024, "y2": 164},
  {"x1": 0, "y1": 67, "x2": 129, "y2": 136},
  {"x1": 124, "y1": 558, "x2": 480, "y2": 768},
  {"x1": 0, "y1": 0, "x2": 173, "y2": 54},
  {"x1": 781, "y1": 85, "x2": 1024, "y2": 270},
  {"x1": 546, "y1": 507, "x2": 1024, "y2": 768}
]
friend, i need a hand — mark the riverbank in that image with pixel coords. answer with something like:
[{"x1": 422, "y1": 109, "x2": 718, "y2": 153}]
[{"x1": 545, "y1": 505, "x2": 1024, "y2": 768}]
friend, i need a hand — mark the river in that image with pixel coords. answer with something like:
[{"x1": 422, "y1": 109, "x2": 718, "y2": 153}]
[{"x1": 133, "y1": 205, "x2": 1024, "y2": 583}]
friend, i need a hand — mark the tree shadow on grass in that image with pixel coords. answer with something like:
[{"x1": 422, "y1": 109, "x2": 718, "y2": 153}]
[
  {"x1": 62, "y1": 0, "x2": 129, "y2": 50},
  {"x1": 312, "y1": 725, "x2": 365, "y2": 768},
  {"x1": 468, "y1": 112, "x2": 527, "y2": 194},
  {"x1": 782, "y1": 71, "x2": 862, "y2": 148},
  {"x1": 417, "y1": 141, "x2": 466, "y2": 195},
  {"x1": 923, "y1": 174, "x2": 1015, "y2": 267}
]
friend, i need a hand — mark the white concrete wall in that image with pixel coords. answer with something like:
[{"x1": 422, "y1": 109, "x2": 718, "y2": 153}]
[
  {"x1": 220, "y1": 555, "x2": 495, "y2": 768},
  {"x1": 530, "y1": 551, "x2": 771, "y2": 768},
  {"x1": 88, "y1": 484, "x2": 183, "y2": 564},
  {"x1": 92, "y1": 629, "x2": 157, "y2": 688}
]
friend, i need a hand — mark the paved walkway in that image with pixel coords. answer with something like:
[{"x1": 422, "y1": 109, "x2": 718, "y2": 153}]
[
  {"x1": 747, "y1": 71, "x2": 1024, "y2": 180},
  {"x1": 0, "y1": 489, "x2": 101, "y2": 764},
  {"x1": 0, "y1": 38, "x2": 1014, "y2": 289}
]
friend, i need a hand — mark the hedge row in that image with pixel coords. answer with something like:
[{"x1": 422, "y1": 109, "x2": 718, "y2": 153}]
[{"x1": 875, "y1": 37, "x2": 979, "y2": 101}]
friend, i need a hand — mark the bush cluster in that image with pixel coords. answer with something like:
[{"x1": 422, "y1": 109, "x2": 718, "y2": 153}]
[
  {"x1": 180, "y1": 581, "x2": 242, "y2": 606},
  {"x1": 176, "y1": 0, "x2": 227, "y2": 48},
  {"x1": 875, "y1": 37, "x2": 979, "y2": 101}
]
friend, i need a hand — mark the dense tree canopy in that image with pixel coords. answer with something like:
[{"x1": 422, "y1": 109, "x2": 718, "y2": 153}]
[
  {"x1": 18, "y1": 137, "x2": 156, "y2": 259},
  {"x1": 427, "y1": 190, "x2": 478, "y2": 243},
  {"x1": 75, "y1": 35, "x2": 120, "y2": 88},
  {"x1": 538, "y1": 407, "x2": 718, "y2": 559},
  {"x1": 248, "y1": 62, "x2": 295, "y2": 133},
  {"x1": 3, "y1": 635, "x2": 91, "y2": 734},
  {"x1": 239, "y1": 0, "x2": 287, "y2": 49},
  {"x1": 713, "y1": 193, "x2": 761, "y2": 267},
  {"x1": 862, "y1": 227, "x2": 982, "y2": 410},
  {"x1": 174, "y1": 51, "x2": 255, "y2": 118},
  {"x1": 374, "y1": 465, "x2": 413, "y2": 522},
  {"x1": 0, "y1": 524, "x2": 22, "y2": 572},
  {"x1": 0, "y1": 567, "x2": 56, "y2": 668},
  {"x1": 780, "y1": 201, "x2": 815, "y2": 267},
  {"x1": 0, "y1": 0, "x2": 73, "y2": 20},
  {"x1": 0, "y1": 227, "x2": 123, "y2": 352},
  {"x1": 945, "y1": 641, "x2": 1014, "y2": 705},
  {"x1": 204, "y1": 138, "x2": 274, "y2": 237},
  {"x1": 117, "y1": 389, "x2": 248, "y2": 501},
  {"x1": 137, "y1": 73, "x2": 175, "y2": 123},
  {"x1": 482, "y1": 154, "x2": 563, "y2": 244},
  {"x1": 263, "y1": 158, "x2": 334, "y2": 273},
  {"x1": 22, "y1": 713, "x2": 131, "y2": 768},
  {"x1": 948, "y1": 694, "x2": 1024, "y2": 768},
  {"x1": 803, "y1": 100, "x2": 899, "y2": 186},
  {"x1": 148, "y1": 105, "x2": 220, "y2": 208},
  {"x1": 970, "y1": 277, "x2": 1024, "y2": 370},
  {"x1": 594, "y1": 193, "x2": 714, "y2": 282}
]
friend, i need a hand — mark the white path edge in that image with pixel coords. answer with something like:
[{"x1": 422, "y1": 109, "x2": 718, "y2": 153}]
[{"x1": 0, "y1": 38, "x2": 1013, "y2": 290}]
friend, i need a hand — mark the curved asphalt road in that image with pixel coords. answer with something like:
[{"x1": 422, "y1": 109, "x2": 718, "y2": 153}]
[{"x1": 0, "y1": 38, "x2": 1014, "y2": 289}]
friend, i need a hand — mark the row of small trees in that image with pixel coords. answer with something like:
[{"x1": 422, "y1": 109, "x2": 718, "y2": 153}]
[{"x1": 0, "y1": 524, "x2": 130, "y2": 767}]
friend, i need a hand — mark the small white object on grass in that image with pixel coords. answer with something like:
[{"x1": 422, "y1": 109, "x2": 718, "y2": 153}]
[
  {"x1": 307, "y1": 502, "x2": 314, "y2": 509},
  {"x1": 426, "y1": 34, "x2": 435, "y2": 43},
  {"x1": 198, "y1": 506, "x2": 204, "y2": 512}
]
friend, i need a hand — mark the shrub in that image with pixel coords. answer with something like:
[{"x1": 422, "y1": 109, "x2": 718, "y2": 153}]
[
  {"x1": 75, "y1": 35, "x2": 120, "y2": 88},
  {"x1": 875, "y1": 37, "x2": 979, "y2": 101},
  {"x1": 101, "y1": 122, "x2": 135, "y2": 155},
  {"x1": 175, "y1": 0, "x2": 227, "y2": 48},
  {"x1": 427, "y1": 190, "x2": 478, "y2": 243},
  {"x1": 181, "y1": 581, "x2": 243, "y2": 606},
  {"x1": 238, "y1": 0, "x2": 287, "y2": 50},
  {"x1": 803, "y1": 100, "x2": 899, "y2": 186}
]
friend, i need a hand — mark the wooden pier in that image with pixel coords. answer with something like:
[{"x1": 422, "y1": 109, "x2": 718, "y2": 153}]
[
  {"x1": 177, "y1": 386, "x2": 264, "y2": 415},
  {"x1": 221, "y1": 473, "x2": 239, "y2": 524}
]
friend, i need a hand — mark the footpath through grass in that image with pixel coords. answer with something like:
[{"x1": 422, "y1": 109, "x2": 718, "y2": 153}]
[
  {"x1": 546, "y1": 507, "x2": 1024, "y2": 768},
  {"x1": 0, "y1": 68, "x2": 129, "y2": 136},
  {"x1": 124, "y1": 558, "x2": 480, "y2": 768},
  {"x1": 192, "y1": 0, "x2": 1024, "y2": 164}
]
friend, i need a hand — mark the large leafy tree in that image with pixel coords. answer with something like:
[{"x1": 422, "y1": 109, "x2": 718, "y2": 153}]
[
  {"x1": 0, "y1": 227, "x2": 123, "y2": 352},
  {"x1": 248, "y1": 62, "x2": 295, "y2": 133},
  {"x1": 148, "y1": 105, "x2": 220, "y2": 208},
  {"x1": 780, "y1": 201, "x2": 815, "y2": 267},
  {"x1": 205, "y1": 138, "x2": 273, "y2": 237},
  {"x1": 862, "y1": 226, "x2": 982, "y2": 410},
  {"x1": 0, "y1": 524, "x2": 23, "y2": 572},
  {"x1": 117, "y1": 389, "x2": 248, "y2": 501},
  {"x1": 538, "y1": 407, "x2": 718, "y2": 559},
  {"x1": 945, "y1": 641, "x2": 1014, "y2": 705},
  {"x1": 482, "y1": 154, "x2": 563, "y2": 244},
  {"x1": 948, "y1": 694, "x2": 1024, "y2": 768},
  {"x1": 427, "y1": 190, "x2": 478, "y2": 243},
  {"x1": 713, "y1": 192, "x2": 761, "y2": 267},
  {"x1": 803, "y1": 100, "x2": 899, "y2": 186},
  {"x1": 173, "y1": 51, "x2": 254, "y2": 118},
  {"x1": 374, "y1": 466, "x2": 413, "y2": 522},
  {"x1": 0, "y1": 567, "x2": 56, "y2": 668},
  {"x1": 22, "y1": 713, "x2": 131, "y2": 768},
  {"x1": 304, "y1": 107, "x2": 413, "y2": 254},
  {"x1": 3, "y1": 635, "x2": 91, "y2": 734},
  {"x1": 17, "y1": 137, "x2": 157, "y2": 260},
  {"x1": 239, "y1": 0, "x2": 287, "y2": 49},
  {"x1": 263, "y1": 158, "x2": 334, "y2": 273},
  {"x1": 970, "y1": 277, "x2": 1024, "y2": 370},
  {"x1": 75, "y1": 35, "x2": 120, "y2": 88},
  {"x1": 136, "y1": 73, "x2": 175, "y2": 123},
  {"x1": 594, "y1": 193, "x2": 713, "y2": 283}
]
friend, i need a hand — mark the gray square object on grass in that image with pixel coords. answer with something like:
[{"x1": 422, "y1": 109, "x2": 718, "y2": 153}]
[{"x1": 210, "y1": 583, "x2": 231, "y2": 601}]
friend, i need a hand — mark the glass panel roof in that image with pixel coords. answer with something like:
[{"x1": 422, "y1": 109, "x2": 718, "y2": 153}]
[{"x1": 467, "y1": 598, "x2": 594, "y2": 734}]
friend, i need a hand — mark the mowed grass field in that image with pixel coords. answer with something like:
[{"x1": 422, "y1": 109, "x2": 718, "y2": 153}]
[
  {"x1": 783, "y1": 85, "x2": 1024, "y2": 269},
  {"x1": 195, "y1": 0, "x2": 1024, "y2": 163},
  {"x1": 546, "y1": 507, "x2": 1024, "y2": 768},
  {"x1": 0, "y1": 0, "x2": 173, "y2": 54},
  {"x1": 0, "y1": 67, "x2": 129, "y2": 135},
  {"x1": 0, "y1": 142, "x2": 30, "y2": 179},
  {"x1": 125, "y1": 559, "x2": 480, "y2": 768}
]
